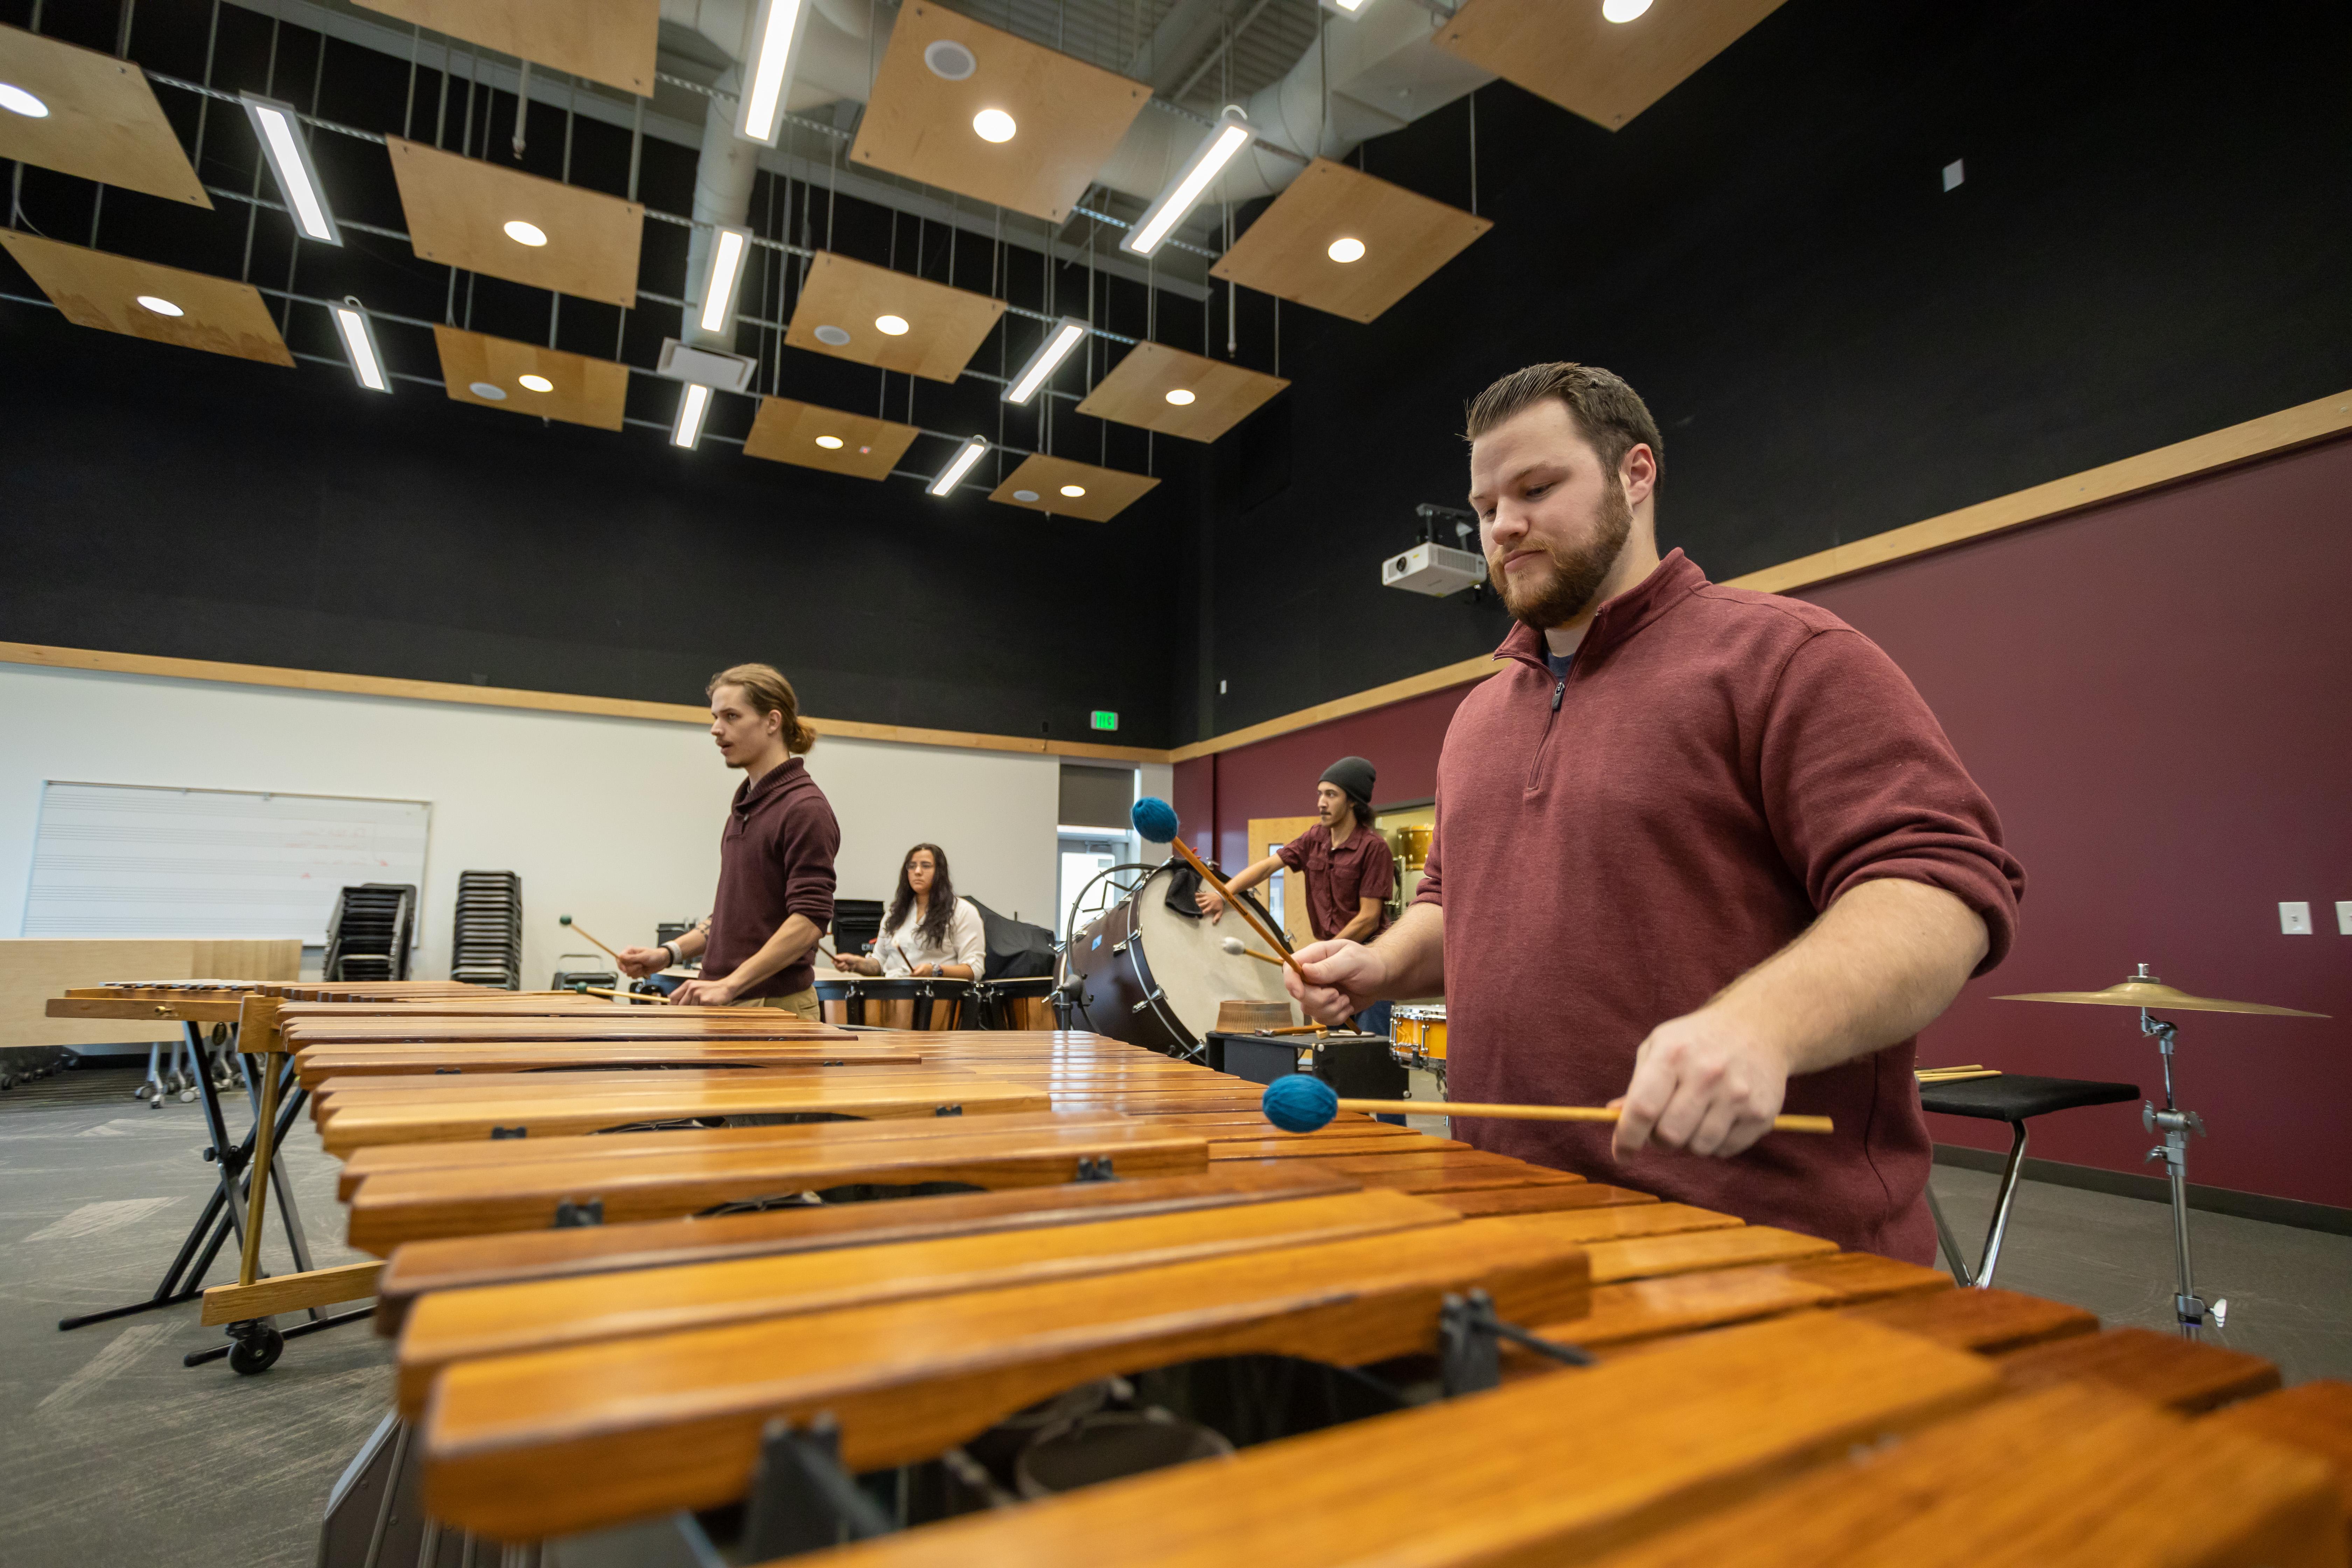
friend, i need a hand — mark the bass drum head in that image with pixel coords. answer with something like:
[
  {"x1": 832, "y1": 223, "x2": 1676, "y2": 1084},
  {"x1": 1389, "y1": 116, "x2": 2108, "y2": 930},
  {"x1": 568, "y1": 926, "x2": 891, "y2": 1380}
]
[{"x1": 1064, "y1": 864, "x2": 1297, "y2": 1053}]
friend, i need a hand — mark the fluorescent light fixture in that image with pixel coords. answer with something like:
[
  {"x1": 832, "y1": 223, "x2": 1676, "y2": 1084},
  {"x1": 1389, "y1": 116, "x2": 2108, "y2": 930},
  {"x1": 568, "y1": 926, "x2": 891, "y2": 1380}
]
[
  {"x1": 672, "y1": 383, "x2": 712, "y2": 449},
  {"x1": 1327, "y1": 237, "x2": 1366, "y2": 263},
  {"x1": 972, "y1": 108, "x2": 1016, "y2": 143},
  {"x1": 241, "y1": 92, "x2": 342, "y2": 244},
  {"x1": 1164, "y1": 388, "x2": 1196, "y2": 405},
  {"x1": 1003, "y1": 316, "x2": 1087, "y2": 405},
  {"x1": 927, "y1": 435, "x2": 989, "y2": 496},
  {"x1": 697, "y1": 226, "x2": 751, "y2": 336},
  {"x1": 0, "y1": 83, "x2": 50, "y2": 118},
  {"x1": 331, "y1": 297, "x2": 390, "y2": 393},
  {"x1": 504, "y1": 219, "x2": 547, "y2": 246},
  {"x1": 518, "y1": 374, "x2": 555, "y2": 393},
  {"x1": 1602, "y1": 0, "x2": 1652, "y2": 19},
  {"x1": 737, "y1": 0, "x2": 813, "y2": 146},
  {"x1": 136, "y1": 295, "x2": 183, "y2": 317},
  {"x1": 1124, "y1": 110, "x2": 1252, "y2": 257}
]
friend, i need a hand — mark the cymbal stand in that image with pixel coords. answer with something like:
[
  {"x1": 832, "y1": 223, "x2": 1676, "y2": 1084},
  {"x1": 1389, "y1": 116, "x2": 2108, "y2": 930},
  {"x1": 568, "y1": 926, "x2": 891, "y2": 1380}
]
[{"x1": 2140, "y1": 1002, "x2": 2225, "y2": 1340}]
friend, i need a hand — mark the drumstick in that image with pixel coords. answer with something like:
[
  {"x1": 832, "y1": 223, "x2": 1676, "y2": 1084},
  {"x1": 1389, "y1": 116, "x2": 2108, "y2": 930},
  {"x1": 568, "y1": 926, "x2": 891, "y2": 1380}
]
[
  {"x1": 1261, "y1": 1076, "x2": 1834, "y2": 1135},
  {"x1": 1130, "y1": 799, "x2": 1308, "y2": 985},
  {"x1": 556, "y1": 915, "x2": 625, "y2": 964},
  {"x1": 1219, "y1": 936, "x2": 1285, "y2": 968},
  {"x1": 565, "y1": 983, "x2": 662, "y2": 1004}
]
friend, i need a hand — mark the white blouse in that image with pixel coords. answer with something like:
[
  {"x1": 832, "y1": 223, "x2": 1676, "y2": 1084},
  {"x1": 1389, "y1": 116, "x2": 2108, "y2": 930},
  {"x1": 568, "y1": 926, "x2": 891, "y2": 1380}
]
[{"x1": 875, "y1": 897, "x2": 986, "y2": 974}]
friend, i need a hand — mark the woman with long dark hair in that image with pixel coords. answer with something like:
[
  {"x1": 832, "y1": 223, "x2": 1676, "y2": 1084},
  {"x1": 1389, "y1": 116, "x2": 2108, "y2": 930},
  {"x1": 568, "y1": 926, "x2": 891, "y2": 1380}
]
[{"x1": 841, "y1": 842, "x2": 985, "y2": 980}]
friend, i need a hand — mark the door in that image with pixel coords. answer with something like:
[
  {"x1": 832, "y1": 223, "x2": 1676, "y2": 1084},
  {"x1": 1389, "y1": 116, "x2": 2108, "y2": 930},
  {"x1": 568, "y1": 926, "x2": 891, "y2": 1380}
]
[{"x1": 1245, "y1": 815, "x2": 1321, "y2": 950}]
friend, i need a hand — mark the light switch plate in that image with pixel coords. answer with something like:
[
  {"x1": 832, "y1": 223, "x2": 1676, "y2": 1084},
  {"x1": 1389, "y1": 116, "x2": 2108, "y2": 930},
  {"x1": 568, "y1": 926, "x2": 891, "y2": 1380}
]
[
  {"x1": 2279, "y1": 901, "x2": 2312, "y2": 935},
  {"x1": 2338, "y1": 900, "x2": 2352, "y2": 936}
]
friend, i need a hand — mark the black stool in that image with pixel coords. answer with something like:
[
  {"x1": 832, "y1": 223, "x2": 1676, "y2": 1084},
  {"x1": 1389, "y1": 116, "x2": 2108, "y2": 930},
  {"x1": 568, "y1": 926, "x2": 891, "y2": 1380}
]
[{"x1": 1918, "y1": 1073, "x2": 2139, "y2": 1288}]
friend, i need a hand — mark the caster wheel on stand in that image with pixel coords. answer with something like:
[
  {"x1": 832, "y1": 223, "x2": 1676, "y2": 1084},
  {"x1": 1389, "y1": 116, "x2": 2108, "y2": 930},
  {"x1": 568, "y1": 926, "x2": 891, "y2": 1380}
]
[
  {"x1": 178, "y1": 1086, "x2": 198, "y2": 1104},
  {"x1": 227, "y1": 1323, "x2": 284, "y2": 1375},
  {"x1": 148, "y1": 1095, "x2": 167, "y2": 1111}
]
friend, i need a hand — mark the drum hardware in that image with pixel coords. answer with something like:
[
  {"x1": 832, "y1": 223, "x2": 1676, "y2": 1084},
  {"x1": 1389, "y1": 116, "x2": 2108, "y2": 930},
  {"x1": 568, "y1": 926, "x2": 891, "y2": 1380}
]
[
  {"x1": 1438, "y1": 1288, "x2": 1596, "y2": 1396},
  {"x1": 1998, "y1": 963, "x2": 2329, "y2": 1340}
]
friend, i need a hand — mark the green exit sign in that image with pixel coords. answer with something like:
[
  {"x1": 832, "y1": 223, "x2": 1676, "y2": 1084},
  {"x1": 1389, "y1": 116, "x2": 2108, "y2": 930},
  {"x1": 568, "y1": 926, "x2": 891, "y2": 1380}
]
[{"x1": 1090, "y1": 710, "x2": 1119, "y2": 732}]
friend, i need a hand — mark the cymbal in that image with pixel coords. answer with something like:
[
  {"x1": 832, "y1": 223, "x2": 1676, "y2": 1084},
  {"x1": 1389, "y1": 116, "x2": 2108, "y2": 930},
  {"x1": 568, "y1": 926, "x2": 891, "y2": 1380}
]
[{"x1": 1996, "y1": 975, "x2": 2327, "y2": 1018}]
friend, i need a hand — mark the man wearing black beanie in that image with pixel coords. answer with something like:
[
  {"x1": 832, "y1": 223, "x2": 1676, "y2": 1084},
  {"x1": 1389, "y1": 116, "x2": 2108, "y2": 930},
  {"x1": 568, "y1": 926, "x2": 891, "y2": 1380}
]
[{"x1": 1198, "y1": 755, "x2": 1395, "y2": 1029}]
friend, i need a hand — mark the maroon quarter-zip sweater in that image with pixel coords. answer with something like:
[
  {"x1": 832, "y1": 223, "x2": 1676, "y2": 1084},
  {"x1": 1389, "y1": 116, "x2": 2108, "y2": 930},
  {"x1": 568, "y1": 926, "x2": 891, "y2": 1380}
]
[
  {"x1": 705, "y1": 757, "x2": 840, "y2": 1000},
  {"x1": 1415, "y1": 550, "x2": 2023, "y2": 1261}
]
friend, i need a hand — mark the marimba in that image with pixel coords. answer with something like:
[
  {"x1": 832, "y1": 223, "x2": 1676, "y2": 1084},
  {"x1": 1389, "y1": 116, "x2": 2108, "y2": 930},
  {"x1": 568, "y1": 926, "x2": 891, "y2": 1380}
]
[{"x1": 54, "y1": 982, "x2": 2352, "y2": 1563}]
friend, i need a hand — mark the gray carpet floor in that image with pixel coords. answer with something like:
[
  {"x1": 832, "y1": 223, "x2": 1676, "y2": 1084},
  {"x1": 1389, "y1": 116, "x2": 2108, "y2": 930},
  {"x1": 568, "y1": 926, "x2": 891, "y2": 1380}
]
[{"x1": 0, "y1": 1066, "x2": 2345, "y2": 1568}]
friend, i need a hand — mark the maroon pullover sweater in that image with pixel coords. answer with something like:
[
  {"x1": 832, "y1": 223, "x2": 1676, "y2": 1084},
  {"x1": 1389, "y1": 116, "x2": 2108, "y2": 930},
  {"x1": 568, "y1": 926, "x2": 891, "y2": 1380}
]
[
  {"x1": 705, "y1": 757, "x2": 839, "y2": 1000},
  {"x1": 1415, "y1": 550, "x2": 2023, "y2": 1261}
]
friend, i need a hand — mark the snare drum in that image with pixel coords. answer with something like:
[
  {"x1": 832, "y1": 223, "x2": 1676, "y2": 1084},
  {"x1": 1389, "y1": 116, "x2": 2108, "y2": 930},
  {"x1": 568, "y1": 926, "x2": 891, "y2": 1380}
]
[{"x1": 1389, "y1": 1003, "x2": 1448, "y2": 1070}]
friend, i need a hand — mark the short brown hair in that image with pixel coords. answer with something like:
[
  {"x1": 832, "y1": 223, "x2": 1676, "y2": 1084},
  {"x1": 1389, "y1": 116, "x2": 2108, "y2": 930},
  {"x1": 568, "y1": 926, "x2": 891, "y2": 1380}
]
[
  {"x1": 707, "y1": 663, "x2": 818, "y2": 754},
  {"x1": 1464, "y1": 362, "x2": 1663, "y2": 483}
]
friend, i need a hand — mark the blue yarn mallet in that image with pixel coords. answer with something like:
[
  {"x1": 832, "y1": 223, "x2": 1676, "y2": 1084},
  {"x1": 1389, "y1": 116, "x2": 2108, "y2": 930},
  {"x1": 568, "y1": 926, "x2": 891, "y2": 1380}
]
[
  {"x1": 1263, "y1": 1074, "x2": 1342, "y2": 1133},
  {"x1": 1132, "y1": 796, "x2": 1307, "y2": 984},
  {"x1": 1259, "y1": 1074, "x2": 1837, "y2": 1136}
]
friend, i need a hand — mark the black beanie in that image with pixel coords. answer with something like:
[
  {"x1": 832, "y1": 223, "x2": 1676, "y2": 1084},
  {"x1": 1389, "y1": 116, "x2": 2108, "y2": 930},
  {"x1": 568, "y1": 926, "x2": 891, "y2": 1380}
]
[{"x1": 1320, "y1": 755, "x2": 1377, "y2": 806}]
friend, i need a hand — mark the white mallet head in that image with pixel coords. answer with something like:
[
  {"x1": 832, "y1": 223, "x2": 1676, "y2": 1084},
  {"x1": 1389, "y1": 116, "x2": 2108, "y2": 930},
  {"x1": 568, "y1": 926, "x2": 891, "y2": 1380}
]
[{"x1": 1220, "y1": 936, "x2": 1246, "y2": 956}]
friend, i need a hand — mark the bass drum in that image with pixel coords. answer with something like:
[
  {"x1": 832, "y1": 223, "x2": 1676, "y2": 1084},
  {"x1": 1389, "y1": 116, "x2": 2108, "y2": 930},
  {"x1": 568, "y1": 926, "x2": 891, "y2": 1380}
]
[{"x1": 1063, "y1": 864, "x2": 1296, "y2": 1056}]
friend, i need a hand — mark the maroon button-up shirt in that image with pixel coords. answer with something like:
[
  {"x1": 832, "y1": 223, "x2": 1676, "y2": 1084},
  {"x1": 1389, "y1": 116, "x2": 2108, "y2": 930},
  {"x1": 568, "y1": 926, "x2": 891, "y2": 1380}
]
[
  {"x1": 1415, "y1": 550, "x2": 2023, "y2": 1261},
  {"x1": 704, "y1": 757, "x2": 839, "y2": 1000},
  {"x1": 1277, "y1": 821, "x2": 1396, "y2": 944}
]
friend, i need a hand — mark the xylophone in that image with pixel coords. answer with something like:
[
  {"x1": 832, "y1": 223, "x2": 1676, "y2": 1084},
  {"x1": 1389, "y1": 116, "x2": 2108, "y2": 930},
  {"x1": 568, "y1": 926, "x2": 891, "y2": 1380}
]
[{"x1": 52, "y1": 982, "x2": 2352, "y2": 1562}]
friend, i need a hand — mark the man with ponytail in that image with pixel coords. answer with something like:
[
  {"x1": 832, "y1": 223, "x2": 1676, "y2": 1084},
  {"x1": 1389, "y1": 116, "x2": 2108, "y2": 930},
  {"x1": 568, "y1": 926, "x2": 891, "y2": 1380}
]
[{"x1": 618, "y1": 664, "x2": 839, "y2": 1018}]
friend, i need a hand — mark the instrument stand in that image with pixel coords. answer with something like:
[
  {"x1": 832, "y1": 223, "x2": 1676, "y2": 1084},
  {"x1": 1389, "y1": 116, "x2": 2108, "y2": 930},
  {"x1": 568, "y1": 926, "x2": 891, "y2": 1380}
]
[
  {"x1": 2141, "y1": 1007, "x2": 2226, "y2": 1341},
  {"x1": 1437, "y1": 1289, "x2": 1594, "y2": 1396},
  {"x1": 56, "y1": 1023, "x2": 318, "y2": 1339}
]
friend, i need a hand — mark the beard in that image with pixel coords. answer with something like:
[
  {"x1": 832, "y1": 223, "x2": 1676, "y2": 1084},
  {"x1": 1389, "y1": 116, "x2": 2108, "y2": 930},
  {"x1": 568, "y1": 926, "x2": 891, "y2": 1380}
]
[{"x1": 1490, "y1": 478, "x2": 1634, "y2": 630}]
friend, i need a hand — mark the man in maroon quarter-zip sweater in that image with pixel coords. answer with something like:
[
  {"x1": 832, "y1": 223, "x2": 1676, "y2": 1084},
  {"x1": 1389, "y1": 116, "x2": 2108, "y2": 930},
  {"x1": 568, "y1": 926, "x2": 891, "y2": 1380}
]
[{"x1": 1284, "y1": 363, "x2": 2024, "y2": 1262}]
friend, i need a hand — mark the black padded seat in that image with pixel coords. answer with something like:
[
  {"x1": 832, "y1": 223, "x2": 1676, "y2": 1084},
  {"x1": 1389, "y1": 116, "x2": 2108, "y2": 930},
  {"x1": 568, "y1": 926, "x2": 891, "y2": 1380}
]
[
  {"x1": 1919, "y1": 1073, "x2": 2140, "y2": 1122},
  {"x1": 1919, "y1": 1071, "x2": 2141, "y2": 1289}
]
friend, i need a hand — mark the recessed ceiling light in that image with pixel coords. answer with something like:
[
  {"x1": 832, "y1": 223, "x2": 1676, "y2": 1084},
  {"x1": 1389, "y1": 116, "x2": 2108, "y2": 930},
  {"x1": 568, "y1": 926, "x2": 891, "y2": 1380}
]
[
  {"x1": 468, "y1": 380, "x2": 508, "y2": 400},
  {"x1": 972, "y1": 108, "x2": 1016, "y2": 143},
  {"x1": 1164, "y1": 388, "x2": 1196, "y2": 405},
  {"x1": 136, "y1": 295, "x2": 184, "y2": 317},
  {"x1": 813, "y1": 324, "x2": 852, "y2": 346},
  {"x1": 1059, "y1": 484, "x2": 1086, "y2": 498},
  {"x1": 924, "y1": 39, "x2": 977, "y2": 80},
  {"x1": 1, "y1": 82, "x2": 52, "y2": 119},
  {"x1": 875, "y1": 314, "x2": 910, "y2": 336},
  {"x1": 1013, "y1": 489, "x2": 1039, "y2": 502},
  {"x1": 503, "y1": 219, "x2": 548, "y2": 247},
  {"x1": 815, "y1": 435, "x2": 844, "y2": 449},
  {"x1": 1327, "y1": 237, "x2": 1366, "y2": 263},
  {"x1": 1602, "y1": 0, "x2": 1652, "y2": 20},
  {"x1": 518, "y1": 374, "x2": 554, "y2": 393}
]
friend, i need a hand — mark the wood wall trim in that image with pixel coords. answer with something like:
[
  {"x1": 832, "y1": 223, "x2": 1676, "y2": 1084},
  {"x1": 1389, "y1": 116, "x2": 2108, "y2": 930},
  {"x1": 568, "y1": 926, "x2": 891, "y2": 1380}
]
[
  {"x1": 0, "y1": 643, "x2": 1170, "y2": 764},
  {"x1": 11, "y1": 391, "x2": 2346, "y2": 771},
  {"x1": 1172, "y1": 387, "x2": 2352, "y2": 764}
]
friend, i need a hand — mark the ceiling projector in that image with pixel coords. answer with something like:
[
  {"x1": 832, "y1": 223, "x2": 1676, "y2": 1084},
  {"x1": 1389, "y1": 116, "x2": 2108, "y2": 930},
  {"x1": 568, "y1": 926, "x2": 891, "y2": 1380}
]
[{"x1": 1381, "y1": 541, "x2": 1488, "y2": 597}]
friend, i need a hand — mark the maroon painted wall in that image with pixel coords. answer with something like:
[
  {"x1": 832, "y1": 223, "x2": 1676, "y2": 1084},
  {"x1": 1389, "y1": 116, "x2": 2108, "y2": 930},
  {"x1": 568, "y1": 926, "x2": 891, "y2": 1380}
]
[
  {"x1": 1186, "y1": 433, "x2": 2352, "y2": 1208},
  {"x1": 1798, "y1": 435, "x2": 2352, "y2": 1209}
]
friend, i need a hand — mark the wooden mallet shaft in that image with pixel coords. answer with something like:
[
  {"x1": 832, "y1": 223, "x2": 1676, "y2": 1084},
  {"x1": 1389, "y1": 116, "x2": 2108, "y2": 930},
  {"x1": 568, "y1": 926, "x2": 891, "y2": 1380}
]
[
  {"x1": 1168, "y1": 837, "x2": 1308, "y2": 985},
  {"x1": 1221, "y1": 937, "x2": 1286, "y2": 968},
  {"x1": 1333, "y1": 1098, "x2": 1835, "y2": 1134},
  {"x1": 556, "y1": 915, "x2": 624, "y2": 965}
]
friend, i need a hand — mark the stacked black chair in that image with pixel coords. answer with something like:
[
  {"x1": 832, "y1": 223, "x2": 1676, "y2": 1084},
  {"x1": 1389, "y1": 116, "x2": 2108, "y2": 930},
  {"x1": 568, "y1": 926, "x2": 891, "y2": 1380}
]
[
  {"x1": 324, "y1": 883, "x2": 416, "y2": 981},
  {"x1": 832, "y1": 898, "x2": 885, "y2": 961},
  {"x1": 450, "y1": 871, "x2": 523, "y2": 989}
]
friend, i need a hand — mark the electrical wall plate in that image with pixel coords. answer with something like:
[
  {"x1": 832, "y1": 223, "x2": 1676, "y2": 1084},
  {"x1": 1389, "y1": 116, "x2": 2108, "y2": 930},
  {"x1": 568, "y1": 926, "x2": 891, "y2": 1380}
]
[
  {"x1": 657, "y1": 338, "x2": 757, "y2": 393},
  {"x1": 2279, "y1": 902, "x2": 2312, "y2": 935}
]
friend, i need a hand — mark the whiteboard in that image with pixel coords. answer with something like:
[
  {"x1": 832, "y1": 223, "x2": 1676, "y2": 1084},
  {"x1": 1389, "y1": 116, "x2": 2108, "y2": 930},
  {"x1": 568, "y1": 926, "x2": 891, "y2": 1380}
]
[{"x1": 23, "y1": 782, "x2": 432, "y2": 943}]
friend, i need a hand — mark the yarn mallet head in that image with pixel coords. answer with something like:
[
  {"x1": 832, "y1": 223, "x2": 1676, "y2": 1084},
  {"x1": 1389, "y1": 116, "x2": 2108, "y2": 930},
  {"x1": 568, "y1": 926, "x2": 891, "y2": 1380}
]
[
  {"x1": 1262, "y1": 1074, "x2": 1341, "y2": 1134},
  {"x1": 558, "y1": 915, "x2": 574, "y2": 927},
  {"x1": 1220, "y1": 936, "x2": 1246, "y2": 957},
  {"x1": 1131, "y1": 795, "x2": 1180, "y2": 845}
]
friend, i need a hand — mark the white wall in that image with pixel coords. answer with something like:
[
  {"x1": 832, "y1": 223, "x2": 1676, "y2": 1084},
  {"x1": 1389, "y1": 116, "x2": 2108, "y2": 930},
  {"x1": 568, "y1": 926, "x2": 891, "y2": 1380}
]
[{"x1": 0, "y1": 665, "x2": 1065, "y2": 984}]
